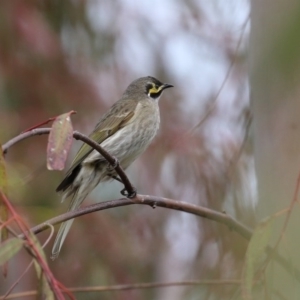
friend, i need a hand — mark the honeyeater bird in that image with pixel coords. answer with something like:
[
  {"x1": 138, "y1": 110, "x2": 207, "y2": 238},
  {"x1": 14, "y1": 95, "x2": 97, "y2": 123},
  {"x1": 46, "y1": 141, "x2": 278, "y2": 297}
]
[{"x1": 51, "y1": 76, "x2": 173, "y2": 259}]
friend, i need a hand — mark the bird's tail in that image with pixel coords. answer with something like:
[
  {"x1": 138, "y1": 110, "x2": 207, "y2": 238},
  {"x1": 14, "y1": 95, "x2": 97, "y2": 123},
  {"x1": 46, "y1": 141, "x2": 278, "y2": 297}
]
[
  {"x1": 51, "y1": 188, "x2": 87, "y2": 260},
  {"x1": 51, "y1": 165, "x2": 106, "y2": 260},
  {"x1": 51, "y1": 218, "x2": 75, "y2": 260}
]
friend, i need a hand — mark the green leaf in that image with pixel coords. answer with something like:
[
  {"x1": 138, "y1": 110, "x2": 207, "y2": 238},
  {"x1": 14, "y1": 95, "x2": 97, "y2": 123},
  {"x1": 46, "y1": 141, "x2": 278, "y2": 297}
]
[
  {"x1": 33, "y1": 259, "x2": 55, "y2": 300},
  {"x1": 47, "y1": 111, "x2": 75, "y2": 171},
  {"x1": 0, "y1": 238, "x2": 23, "y2": 265},
  {"x1": 242, "y1": 217, "x2": 274, "y2": 300},
  {"x1": 30, "y1": 232, "x2": 55, "y2": 300}
]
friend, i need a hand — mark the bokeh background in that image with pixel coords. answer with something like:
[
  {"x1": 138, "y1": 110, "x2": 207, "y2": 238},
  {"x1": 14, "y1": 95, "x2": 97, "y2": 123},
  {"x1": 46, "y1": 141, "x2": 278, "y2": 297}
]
[{"x1": 0, "y1": 1, "x2": 253, "y2": 299}]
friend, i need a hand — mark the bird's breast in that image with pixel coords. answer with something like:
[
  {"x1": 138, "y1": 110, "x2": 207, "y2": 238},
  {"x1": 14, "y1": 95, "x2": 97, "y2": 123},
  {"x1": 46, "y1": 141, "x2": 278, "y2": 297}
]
[
  {"x1": 132, "y1": 100, "x2": 160, "y2": 136},
  {"x1": 112, "y1": 101, "x2": 160, "y2": 168},
  {"x1": 84, "y1": 101, "x2": 160, "y2": 169}
]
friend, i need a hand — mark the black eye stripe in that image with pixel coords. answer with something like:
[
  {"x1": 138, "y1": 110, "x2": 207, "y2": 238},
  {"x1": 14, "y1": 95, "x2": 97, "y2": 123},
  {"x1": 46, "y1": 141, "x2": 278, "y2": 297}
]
[
  {"x1": 146, "y1": 83, "x2": 160, "y2": 93},
  {"x1": 146, "y1": 83, "x2": 153, "y2": 92},
  {"x1": 149, "y1": 89, "x2": 163, "y2": 99}
]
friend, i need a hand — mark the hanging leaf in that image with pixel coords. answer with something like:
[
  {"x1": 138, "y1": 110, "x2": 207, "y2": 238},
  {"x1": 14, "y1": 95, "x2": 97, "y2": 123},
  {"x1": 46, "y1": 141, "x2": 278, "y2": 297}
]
[
  {"x1": 242, "y1": 216, "x2": 274, "y2": 300},
  {"x1": 0, "y1": 238, "x2": 23, "y2": 265},
  {"x1": 47, "y1": 111, "x2": 76, "y2": 171}
]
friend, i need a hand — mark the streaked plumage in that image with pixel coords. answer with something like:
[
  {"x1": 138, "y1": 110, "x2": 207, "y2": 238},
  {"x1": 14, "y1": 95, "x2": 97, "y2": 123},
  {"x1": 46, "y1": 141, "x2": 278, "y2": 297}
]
[{"x1": 51, "y1": 76, "x2": 173, "y2": 259}]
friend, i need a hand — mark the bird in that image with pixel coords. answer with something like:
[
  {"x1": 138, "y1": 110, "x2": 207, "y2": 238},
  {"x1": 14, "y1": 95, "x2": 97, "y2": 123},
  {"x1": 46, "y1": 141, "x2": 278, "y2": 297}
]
[{"x1": 51, "y1": 76, "x2": 173, "y2": 259}]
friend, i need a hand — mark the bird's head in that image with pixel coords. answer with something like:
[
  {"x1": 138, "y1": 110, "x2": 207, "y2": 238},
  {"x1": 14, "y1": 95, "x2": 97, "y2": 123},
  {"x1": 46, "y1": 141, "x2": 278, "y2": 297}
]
[{"x1": 124, "y1": 76, "x2": 173, "y2": 101}]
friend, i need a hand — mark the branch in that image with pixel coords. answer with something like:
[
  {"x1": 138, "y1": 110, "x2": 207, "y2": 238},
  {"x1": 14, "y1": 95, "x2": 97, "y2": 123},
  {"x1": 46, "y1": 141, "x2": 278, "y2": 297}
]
[
  {"x1": 24, "y1": 195, "x2": 300, "y2": 282},
  {"x1": 2, "y1": 128, "x2": 136, "y2": 197},
  {"x1": 24, "y1": 194, "x2": 252, "y2": 241}
]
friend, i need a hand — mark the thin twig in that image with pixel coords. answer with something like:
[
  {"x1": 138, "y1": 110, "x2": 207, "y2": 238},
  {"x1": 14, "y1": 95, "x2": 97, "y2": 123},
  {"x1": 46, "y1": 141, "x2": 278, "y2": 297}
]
[
  {"x1": 188, "y1": 15, "x2": 250, "y2": 135},
  {"x1": 0, "y1": 279, "x2": 242, "y2": 299},
  {"x1": 2, "y1": 263, "x2": 34, "y2": 300}
]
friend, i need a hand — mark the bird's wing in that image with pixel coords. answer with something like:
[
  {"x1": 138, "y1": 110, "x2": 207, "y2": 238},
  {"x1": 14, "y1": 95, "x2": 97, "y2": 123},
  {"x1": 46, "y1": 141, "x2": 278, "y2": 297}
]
[{"x1": 68, "y1": 100, "x2": 136, "y2": 173}]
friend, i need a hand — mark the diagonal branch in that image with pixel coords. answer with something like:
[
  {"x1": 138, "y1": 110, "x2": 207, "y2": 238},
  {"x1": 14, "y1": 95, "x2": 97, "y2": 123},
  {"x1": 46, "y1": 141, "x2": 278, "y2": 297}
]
[{"x1": 2, "y1": 128, "x2": 136, "y2": 198}]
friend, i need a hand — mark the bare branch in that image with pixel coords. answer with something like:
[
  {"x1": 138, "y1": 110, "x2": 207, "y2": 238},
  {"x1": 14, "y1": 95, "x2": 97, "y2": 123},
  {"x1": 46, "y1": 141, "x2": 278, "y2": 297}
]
[
  {"x1": 2, "y1": 128, "x2": 51, "y2": 154},
  {"x1": 69, "y1": 279, "x2": 242, "y2": 292},
  {"x1": 24, "y1": 194, "x2": 252, "y2": 241},
  {"x1": 22, "y1": 194, "x2": 300, "y2": 282}
]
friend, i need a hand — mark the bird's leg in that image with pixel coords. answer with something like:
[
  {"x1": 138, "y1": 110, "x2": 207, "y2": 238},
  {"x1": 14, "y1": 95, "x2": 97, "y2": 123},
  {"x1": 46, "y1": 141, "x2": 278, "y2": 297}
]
[
  {"x1": 108, "y1": 175, "x2": 136, "y2": 198},
  {"x1": 107, "y1": 159, "x2": 137, "y2": 198},
  {"x1": 109, "y1": 174, "x2": 122, "y2": 183}
]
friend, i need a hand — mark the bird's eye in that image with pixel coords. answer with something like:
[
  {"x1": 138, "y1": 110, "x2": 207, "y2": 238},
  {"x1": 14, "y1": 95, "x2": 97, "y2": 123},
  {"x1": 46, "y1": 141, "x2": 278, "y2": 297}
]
[
  {"x1": 146, "y1": 83, "x2": 154, "y2": 93},
  {"x1": 147, "y1": 83, "x2": 162, "y2": 99}
]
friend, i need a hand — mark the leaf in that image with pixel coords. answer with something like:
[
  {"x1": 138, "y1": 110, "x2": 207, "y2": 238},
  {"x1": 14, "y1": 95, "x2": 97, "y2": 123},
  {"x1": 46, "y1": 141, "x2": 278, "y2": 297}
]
[
  {"x1": 0, "y1": 145, "x2": 9, "y2": 244},
  {"x1": 242, "y1": 217, "x2": 274, "y2": 300},
  {"x1": 47, "y1": 111, "x2": 75, "y2": 171},
  {"x1": 33, "y1": 260, "x2": 55, "y2": 300},
  {"x1": 30, "y1": 232, "x2": 55, "y2": 300},
  {"x1": 0, "y1": 238, "x2": 23, "y2": 265}
]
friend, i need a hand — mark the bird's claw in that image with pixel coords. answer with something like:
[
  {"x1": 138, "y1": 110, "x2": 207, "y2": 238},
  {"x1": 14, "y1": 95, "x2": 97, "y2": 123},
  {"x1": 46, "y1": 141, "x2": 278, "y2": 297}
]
[
  {"x1": 107, "y1": 157, "x2": 119, "y2": 172},
  {"x1": 120, "y1": 187, "x2": 137, "y2": 199}
]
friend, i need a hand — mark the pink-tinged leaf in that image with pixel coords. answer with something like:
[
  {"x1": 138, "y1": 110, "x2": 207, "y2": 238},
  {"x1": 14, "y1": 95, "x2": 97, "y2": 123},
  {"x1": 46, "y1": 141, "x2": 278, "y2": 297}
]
[
  {"x1": 47, "y1": 111, "x2": 76, "y2": 171},
  {"x1": 0, "y1": 238, "x2": 23, "y2": 266}
]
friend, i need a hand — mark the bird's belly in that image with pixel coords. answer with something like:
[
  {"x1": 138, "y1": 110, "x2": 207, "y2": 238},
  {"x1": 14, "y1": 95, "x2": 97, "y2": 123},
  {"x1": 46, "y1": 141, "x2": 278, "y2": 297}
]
[
  {"x1": 105, "y1": 119, "x2": 159, "y2": 168},
  {"x1": 84, "y1": 111, "x2": 160, "y2": 169}
]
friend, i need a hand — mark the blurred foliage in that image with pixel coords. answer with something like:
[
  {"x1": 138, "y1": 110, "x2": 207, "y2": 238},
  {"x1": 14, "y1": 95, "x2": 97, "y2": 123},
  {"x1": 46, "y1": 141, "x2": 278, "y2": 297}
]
[{"x1": 0, "y1": 0, "x2": 251, "y2": 299}]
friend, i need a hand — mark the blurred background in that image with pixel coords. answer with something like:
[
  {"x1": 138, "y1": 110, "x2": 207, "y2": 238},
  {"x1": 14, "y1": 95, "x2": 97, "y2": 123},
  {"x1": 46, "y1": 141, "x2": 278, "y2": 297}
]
[{"x1": 0, "y1": 0, "x2": 253, "y2": 299}]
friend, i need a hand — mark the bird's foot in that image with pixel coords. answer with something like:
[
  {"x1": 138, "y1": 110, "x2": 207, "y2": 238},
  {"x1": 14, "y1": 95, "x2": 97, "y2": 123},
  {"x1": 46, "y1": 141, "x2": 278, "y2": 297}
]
[
  {"x1": 121, "y1": 187, "x2": 137, "y2": 199},
  {"x1": 107, "y1": 157, "x2": 119, "y2": 172}
]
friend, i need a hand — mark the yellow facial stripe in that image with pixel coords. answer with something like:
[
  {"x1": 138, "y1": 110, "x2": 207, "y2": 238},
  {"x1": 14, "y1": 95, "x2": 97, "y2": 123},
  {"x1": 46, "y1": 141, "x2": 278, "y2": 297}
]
[{"x1": 148, "y1": 84, "x2": 163, "y2": 95}]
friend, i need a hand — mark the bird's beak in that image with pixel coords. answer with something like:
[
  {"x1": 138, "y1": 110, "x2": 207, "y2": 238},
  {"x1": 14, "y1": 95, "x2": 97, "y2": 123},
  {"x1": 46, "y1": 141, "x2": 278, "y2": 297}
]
[{"x1": 162, "y1": 83, "x2": 174, "y2": 90}]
